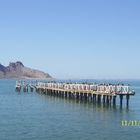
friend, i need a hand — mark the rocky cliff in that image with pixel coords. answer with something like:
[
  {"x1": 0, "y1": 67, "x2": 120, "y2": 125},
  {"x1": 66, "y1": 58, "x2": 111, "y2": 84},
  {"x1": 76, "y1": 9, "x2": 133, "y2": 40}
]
[{"x1": 0, "y1": 61, "x2": 51, "y2": 79}]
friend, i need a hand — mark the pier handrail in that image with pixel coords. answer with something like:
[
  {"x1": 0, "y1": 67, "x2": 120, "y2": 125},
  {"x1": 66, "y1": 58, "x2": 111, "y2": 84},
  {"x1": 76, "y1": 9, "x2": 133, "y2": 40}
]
[{"x1": 35, "y1": 82, "x2": 135, "y2": 95}]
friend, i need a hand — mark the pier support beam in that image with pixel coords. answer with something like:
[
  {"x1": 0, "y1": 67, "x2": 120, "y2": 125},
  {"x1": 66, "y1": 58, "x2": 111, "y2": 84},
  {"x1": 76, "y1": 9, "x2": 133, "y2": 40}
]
[
  {"x1": 30, "y1": 87, "x2": 34, "y2": 92},
  {"x1": 120, "y1": 95, "x2": 123, "y2": 107},
  {"x1": 65, "y1": 91, "x2": 68, "y2": 98},
  {"x1": 92, "y1": 94, "x2": 96, "y2": 102},
  {"x1": 97, "y1": 95, "x2": 101, "y2": 103},
  {"x1": 88, "y1": 93, "x2": 92, "y2": 101},
  {"x1": 103, "y1": 95, "x2": 106, "y2": 104},
  {"x1": 106, "y1": 96, "x2": 109, "y2": 104},
  {"x1": 109, "y1": 96, "x2": 112, "y2": 105},
  {"x1": 69, "y1": 92, "x2": 72, "y2": 98},
  {"x1": 113, "y1": 96, "x2": 116, "y2": 105},
  {"x1": 76, "y1": 92, "x2": 79, "y2": 99},
  {"x1": 126, "y1": 94, "x2": 130, "y2": 108},
  {"x1": 80, "y1": 93, "x2": 84, "y2": 100},
  {"x1": 84, "y1": 93, "x2": 87, "y2": 101}
]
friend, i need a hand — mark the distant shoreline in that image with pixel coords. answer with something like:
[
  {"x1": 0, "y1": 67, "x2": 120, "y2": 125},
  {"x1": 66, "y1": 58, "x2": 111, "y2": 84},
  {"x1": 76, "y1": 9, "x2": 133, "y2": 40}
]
[{"x1": 0, "y1": 77, "x2": 55, "y2": 80}]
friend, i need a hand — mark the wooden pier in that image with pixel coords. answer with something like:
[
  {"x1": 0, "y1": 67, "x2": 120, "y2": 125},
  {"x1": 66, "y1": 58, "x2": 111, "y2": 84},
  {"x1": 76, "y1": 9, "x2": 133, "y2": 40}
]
[{"x1": 15, "y1": 81, "x2": 135, "y2": 108}]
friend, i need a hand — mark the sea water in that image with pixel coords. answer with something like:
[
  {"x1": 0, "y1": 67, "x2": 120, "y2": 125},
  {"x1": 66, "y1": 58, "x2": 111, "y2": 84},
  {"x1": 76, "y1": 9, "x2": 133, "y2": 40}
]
[{"x1": 0, "y1": 79, "x2": 140, "y2": 140}]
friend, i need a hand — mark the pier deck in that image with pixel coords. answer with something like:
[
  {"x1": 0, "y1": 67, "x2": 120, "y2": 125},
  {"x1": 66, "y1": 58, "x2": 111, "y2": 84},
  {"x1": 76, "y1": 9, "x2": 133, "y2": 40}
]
[{"x1": 15, "y1": 81, "x2": 135, "y2": 107}]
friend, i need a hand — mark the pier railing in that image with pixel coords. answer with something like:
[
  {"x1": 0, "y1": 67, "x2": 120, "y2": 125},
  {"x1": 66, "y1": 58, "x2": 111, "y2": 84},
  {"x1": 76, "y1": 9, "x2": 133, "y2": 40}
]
[{"x1": 35, "y1": 82, "x2": 135, "y2": 95}]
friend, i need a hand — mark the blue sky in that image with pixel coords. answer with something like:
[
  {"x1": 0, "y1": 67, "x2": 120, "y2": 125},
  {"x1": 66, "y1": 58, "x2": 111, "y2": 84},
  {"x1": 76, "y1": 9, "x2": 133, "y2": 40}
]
[{"x1": 0, "y1": 0, "x2": 140, "y2": 79}]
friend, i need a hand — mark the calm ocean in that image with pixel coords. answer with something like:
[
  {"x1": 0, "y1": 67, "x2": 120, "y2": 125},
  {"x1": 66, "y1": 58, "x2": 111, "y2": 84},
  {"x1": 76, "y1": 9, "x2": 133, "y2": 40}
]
[{"x1": 0, "y1": 79, "x2": 140, "y2": 140}]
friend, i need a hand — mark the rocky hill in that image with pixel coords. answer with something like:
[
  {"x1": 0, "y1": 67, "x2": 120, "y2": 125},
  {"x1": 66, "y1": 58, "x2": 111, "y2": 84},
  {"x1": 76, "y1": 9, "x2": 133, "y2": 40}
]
[{"x1": 0, "y1": 61, "x2": 52, "y2": 79}]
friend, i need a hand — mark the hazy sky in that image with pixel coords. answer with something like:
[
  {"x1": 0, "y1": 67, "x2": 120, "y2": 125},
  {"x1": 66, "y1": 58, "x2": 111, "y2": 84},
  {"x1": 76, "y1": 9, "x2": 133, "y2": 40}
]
[{"x1": 0, "y1": 0, "x2": 140, "y2": 79}]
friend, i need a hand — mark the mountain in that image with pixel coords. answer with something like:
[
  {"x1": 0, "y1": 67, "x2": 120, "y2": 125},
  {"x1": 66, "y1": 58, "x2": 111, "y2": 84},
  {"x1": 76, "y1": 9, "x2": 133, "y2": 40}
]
[{"x1": 0, "y1": 61, "x2": 52, "y2": 79}]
